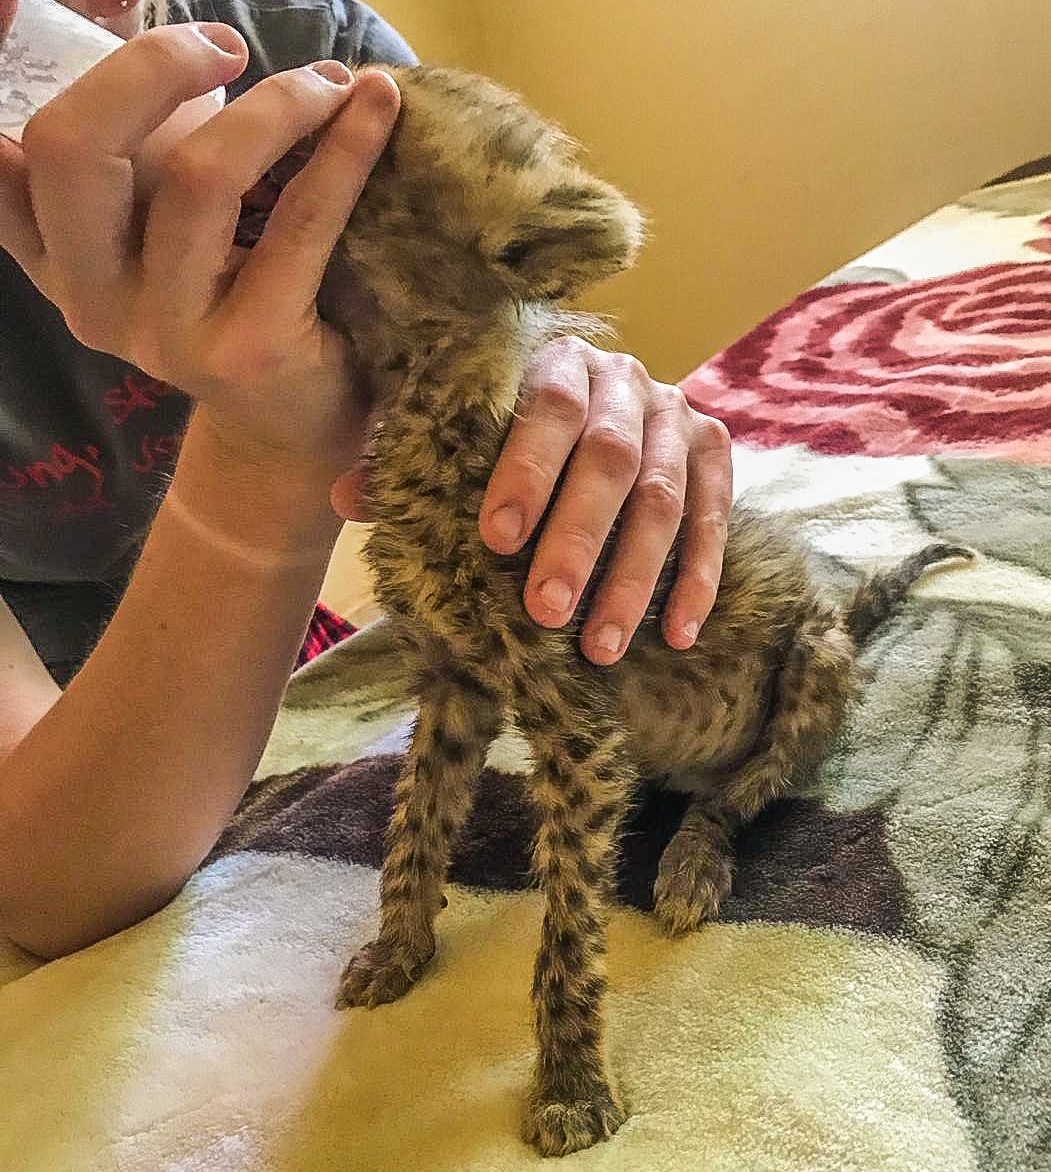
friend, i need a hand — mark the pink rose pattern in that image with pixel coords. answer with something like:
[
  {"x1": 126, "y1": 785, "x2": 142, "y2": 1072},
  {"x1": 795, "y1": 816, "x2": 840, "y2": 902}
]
[{"x1": 681, "y1": 262, "x2": 1051, "y2": 462}]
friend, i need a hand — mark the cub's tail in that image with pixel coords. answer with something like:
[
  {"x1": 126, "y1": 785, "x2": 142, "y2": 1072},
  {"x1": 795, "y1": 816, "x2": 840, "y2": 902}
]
[{"x1": 846, "y1": 544, "x2": 975, "y2": 646}]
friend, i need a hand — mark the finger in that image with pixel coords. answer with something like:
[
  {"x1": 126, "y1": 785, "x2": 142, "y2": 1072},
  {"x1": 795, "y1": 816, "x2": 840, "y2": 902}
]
[
  {"x1": 140, "y1": 59, "x2": 358, "y2": 344},
  {"x1": 480, "y1": 337, "x2": 590, "y2": 555},
  {"x1": 134, "y1": 90, "x2": 235, "y2": 205},
  {"x1": 60, "y1": 0, "x2": 146, "y2": 38},
  {"x1": 231, "y1": 69, "x2": 401, "y2": 316},
  {"x1": 662, "y1": 416, "x2": 733, "y2": 650},
  {"x1": 0, "y1": 0, "x2": 16, "y2": 48},
  {"x1": 22, "y1": 24, "x2": 247, "y2": 293},
  {"x1": 28, "y1": 24, "x2": 245, "y2": 160},
  {"x1": 579, "y1": 402, "x2": 688, "y2": 665},
  {"x1": 58, "y1": 0, "x2": 141, "y2": 20},
  {"x1": 0, "y1": 135, "x2": 43, "y2": 274},
  {"x1": 523, "y1": 355, "x2": 644, "y2": 630}
]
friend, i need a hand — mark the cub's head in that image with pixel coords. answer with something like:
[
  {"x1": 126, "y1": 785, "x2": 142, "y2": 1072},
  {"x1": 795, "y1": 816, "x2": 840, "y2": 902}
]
[{"x1": 317, "y1": 65, "x2": 645, "y2": 346}]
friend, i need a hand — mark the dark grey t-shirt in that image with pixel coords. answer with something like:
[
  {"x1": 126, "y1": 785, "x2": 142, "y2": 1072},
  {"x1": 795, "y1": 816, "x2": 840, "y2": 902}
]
[{"x1": 0, "y1": 0, "x2": 415, "y2": 681}]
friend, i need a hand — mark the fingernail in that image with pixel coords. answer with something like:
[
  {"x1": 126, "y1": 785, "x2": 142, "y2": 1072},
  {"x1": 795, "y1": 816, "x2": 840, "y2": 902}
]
[
  {"x1": 538, "y1": 578, "x2": 574, "y2": 613},
  {"x1": 595, "y1": 624, "x2": 623, "y2": 655},
  {"x1": 310, "y1": 60, "x2": 354, "y2": 86},
  {"x1": 490, "y1": 504, "x2": 525, "y2": 547},
  {"x1": 192, "y1": 22, "x2": 244, "y2": 56},
  {"x1": 681, "y1": 620, "x2": 700, "y2": 644}
]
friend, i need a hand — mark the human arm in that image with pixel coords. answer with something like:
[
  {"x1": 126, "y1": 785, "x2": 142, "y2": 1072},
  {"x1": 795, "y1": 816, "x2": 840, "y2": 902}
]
[
  {"x1": 0, "y1": 601, "x2": 61, "y2": 760},
  {"x1": 0, "y1": 415, "x2": 343, "y2": 957},
  {"x1": 0, "y1": 20, "x2": 400, "y2": 956}
]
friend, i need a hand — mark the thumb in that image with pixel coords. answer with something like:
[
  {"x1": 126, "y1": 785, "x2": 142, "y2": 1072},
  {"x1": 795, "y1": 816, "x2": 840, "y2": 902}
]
[{"x1": 330, "y1": 463, "x2": 373, "y2": 522}]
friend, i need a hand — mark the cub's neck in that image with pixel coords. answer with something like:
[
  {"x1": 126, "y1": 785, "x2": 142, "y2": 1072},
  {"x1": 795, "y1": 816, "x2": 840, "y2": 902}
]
[
  {"x1": 363, "y1": 301, "x2": 601, "y2": 569},
  {"x1": 368, "y1": 303, "x2": 546, "y2": 530}
]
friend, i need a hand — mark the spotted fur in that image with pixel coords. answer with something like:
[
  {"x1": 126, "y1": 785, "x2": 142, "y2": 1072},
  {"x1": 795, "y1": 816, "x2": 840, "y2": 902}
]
[{"x1": 322, "y1": 64, "x2": 973, "y2": 1155}]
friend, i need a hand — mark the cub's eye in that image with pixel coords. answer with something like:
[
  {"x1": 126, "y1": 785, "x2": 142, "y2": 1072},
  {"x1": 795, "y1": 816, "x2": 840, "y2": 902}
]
[{"x1": 495, "y1": 238, "x2": 533, "y2": 268}]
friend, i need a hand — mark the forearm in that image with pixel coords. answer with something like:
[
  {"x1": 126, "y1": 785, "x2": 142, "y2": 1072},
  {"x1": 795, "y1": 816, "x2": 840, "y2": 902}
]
[{"x1": 0, "y1": 407, "x2": 343, "y2": 957}]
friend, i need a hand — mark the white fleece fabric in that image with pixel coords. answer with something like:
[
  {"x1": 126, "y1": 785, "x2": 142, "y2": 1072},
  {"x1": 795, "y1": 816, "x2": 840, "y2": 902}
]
[{"x1": 0, "y1": 852, "x2": 974, "y2": 1172}]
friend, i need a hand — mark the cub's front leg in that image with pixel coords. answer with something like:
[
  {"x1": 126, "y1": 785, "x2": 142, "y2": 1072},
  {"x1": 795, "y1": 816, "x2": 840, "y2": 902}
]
[
  {"x1": 520, "y1": 709, "x2": 635, "y2": 1156},
  {"x1": 337, "y1": 667, "x2": 501, "y2": 1010}
]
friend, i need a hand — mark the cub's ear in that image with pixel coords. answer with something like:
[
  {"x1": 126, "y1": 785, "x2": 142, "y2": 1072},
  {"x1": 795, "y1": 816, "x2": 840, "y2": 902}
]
[{"x1": 484, "y1": 170, "x2": 645, "y2": 301}]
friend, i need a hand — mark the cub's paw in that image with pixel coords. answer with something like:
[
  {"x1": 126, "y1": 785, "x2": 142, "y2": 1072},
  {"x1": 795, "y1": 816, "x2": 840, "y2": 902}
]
[
  {"x1": 652, "y1": 831, "x2": 732, "y2": 936},
  {"x1": 523, "y1": 1083, "x2": 627, "y2": 1157},
  {"x1": 335, "y1": 935, "x2": 434, "y2": 1010}
]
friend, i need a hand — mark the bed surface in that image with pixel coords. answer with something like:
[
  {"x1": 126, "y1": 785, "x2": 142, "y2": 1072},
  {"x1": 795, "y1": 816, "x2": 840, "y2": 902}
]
[{"x1": 3, "y1": 173, "x2": 1051, "y2": 1172}]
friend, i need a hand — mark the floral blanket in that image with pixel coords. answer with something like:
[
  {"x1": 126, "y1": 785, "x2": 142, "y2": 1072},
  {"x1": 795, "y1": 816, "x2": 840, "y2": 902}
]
[{"x1": 2, "y1": 175, "x2": 1050, "y2": 1172}]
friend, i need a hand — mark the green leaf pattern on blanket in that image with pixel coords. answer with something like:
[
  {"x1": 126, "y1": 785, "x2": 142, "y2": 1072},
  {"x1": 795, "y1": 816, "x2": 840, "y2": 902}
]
[{"x1": 821, "y1": 459, "x2": 1051, "y2": 1172}]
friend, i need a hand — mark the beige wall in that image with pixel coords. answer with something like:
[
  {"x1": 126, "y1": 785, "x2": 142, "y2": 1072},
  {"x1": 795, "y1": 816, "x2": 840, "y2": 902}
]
[
  {"x1": 369, "y1": 0, "x2": 480, "y2": 68},
  {"x1": 323, "y1": 1, "x2": 1051, "y2": 617},
  {"x1": 374, "y1": 1, "x2": 1051, "y2": 382}
]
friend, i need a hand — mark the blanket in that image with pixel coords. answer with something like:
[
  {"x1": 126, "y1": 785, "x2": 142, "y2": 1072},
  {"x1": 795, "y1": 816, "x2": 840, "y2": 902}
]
[{"x1": 3, "y1": 174, "x2": 1051, "y2": 1172}]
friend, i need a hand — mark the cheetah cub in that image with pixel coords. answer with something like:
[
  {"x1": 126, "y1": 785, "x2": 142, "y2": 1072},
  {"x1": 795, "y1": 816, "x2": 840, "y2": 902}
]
[{"x1": 319, "y1": 65, "x2": 972, "y2": 1156}]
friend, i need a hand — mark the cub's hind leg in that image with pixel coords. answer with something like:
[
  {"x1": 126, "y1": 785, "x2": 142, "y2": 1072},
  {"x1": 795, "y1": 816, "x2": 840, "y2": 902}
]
[
  {"x1": 653, "y1": 612, "x2": 856, "y2": 935},
  {"x1": 653, "y1": 797, "x2": 734, "y2": 935},
  {"x1": 719, "y1": 613, "x2": 855, "y2": 821},
  {"x1": 337, "y1": 661, "x2": 502, "y2": 1009}
]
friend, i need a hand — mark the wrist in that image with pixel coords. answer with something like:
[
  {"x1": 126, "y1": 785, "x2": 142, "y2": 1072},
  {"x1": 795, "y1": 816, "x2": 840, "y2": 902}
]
[
  {"x1": 192, "y1": 403, "x2": 340, "y2": 495},
  {"x1": 170, "y1": 406, "x2": 344, "y2": 562}
]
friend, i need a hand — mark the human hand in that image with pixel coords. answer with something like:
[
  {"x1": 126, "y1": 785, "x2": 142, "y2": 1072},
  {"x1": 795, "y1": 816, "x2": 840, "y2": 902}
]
[
  {"x1": 0, "y1": 0, "x2": 16, "y2": 45},
  {"x1": 47, "y1": 0, "x2": 146, "y2": 40},
  {"x1": 1, "y1": 0, "x2": 152, "y2": 58},
  {"x1": 0, "y1": 21, "x2": 401, "y2": 482},
  {"x1": 480, "y1": 337, "x2": 732, "y2": 665}
]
